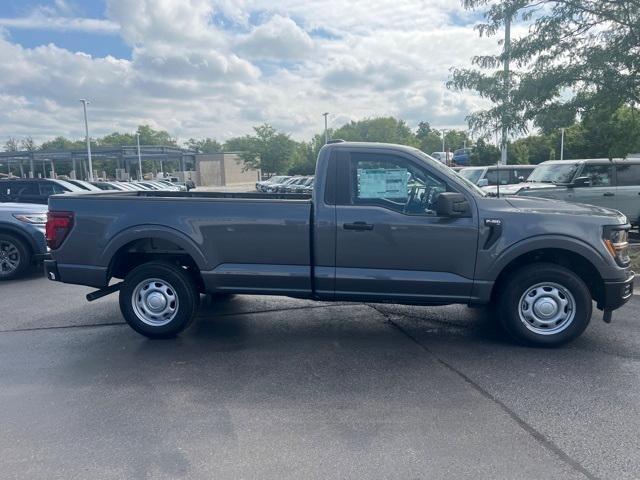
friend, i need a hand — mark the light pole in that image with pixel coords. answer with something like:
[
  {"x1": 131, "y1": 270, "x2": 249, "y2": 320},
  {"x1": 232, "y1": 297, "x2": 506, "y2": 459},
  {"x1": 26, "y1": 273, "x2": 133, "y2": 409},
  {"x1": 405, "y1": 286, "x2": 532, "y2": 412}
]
[
  {"x1": 560, "y1": 127, "x2": 566, "y2": 161},
  {"x1": 323, "y1": 112, "x2": 329, "y2": 144},
  {"x1": 500, "y1": 9, "x2": 513, "y2": 165},
  {"x1": 441, "y1": 129, "x2": 449, "y2": 164},
  {"x1": 136, "y1": 133, "x2": 143, "y2": 180},
  {"x1": 79, "y1": 99, "x2": 94, "y2": 181}
]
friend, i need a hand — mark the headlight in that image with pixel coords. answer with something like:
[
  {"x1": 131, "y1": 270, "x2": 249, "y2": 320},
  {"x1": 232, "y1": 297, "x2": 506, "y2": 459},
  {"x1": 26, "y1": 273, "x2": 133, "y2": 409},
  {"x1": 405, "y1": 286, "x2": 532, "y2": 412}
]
[
  {"x1": 13, "y1": 213, "x2": 48, "y2": 224},
  {"x1": 603, "y1": 226, "x2": 630, "y2": 267}
]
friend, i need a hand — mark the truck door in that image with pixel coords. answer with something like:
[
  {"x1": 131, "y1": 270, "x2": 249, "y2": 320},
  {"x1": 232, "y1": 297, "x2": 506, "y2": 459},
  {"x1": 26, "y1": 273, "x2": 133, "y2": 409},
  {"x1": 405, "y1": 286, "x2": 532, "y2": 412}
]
[
  {"x1": 613, "y1": 163, "x2": 640, "y2": 223},
  {"x1": 573, "y1": 163, "x2": 616, "y2": 211},
  {"x1": 333, "y1": 150, "x2": 478, "y2": 302}
]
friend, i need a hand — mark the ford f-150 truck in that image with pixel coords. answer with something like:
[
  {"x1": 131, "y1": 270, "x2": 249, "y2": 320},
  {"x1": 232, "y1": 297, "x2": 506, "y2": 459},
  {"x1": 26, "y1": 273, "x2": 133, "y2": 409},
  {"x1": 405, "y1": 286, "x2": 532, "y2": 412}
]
[{"x1": 44, "y1": 142, "x2": 634, "y2": 346}]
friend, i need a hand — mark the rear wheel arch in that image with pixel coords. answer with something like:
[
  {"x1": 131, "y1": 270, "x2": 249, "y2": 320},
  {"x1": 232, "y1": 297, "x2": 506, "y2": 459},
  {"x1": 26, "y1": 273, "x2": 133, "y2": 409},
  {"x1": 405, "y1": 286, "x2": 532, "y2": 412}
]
[{"x1": 107, "y1": 234, "x2": 206, "y2": 292}]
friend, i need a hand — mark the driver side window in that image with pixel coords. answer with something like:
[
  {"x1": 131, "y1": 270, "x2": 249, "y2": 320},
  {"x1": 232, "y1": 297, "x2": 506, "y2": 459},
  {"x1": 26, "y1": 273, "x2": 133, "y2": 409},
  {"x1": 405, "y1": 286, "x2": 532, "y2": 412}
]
[{"x1": 349, "y1": 153, "x2": 448, "y2": 215}]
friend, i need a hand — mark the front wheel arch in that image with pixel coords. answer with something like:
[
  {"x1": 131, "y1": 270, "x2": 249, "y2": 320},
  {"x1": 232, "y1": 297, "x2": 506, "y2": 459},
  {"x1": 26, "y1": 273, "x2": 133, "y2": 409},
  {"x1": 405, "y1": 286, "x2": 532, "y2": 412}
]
[{"x1": 490, "y1": 248, "x2": 604, "y2": 307}]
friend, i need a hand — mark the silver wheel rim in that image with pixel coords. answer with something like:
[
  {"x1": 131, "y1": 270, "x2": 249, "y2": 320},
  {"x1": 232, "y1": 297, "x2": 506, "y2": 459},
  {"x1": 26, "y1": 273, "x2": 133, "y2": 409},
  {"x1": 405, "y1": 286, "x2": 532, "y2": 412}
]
[
  {"x1": 518, "y1": 282, "x2": 575, "y2": 335},
  {"x1": 132, "y1": 278, "x2": 179, "y2": 326},
  {"x1": 0, "y1": 240, "x2": 21, "y2": 276}
]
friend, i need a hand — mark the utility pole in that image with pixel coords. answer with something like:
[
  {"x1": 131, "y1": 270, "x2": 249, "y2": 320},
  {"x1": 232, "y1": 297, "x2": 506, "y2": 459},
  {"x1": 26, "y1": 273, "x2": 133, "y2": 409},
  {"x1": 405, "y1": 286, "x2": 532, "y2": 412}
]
[
  {"x1": 79, "y1": 99, "x2": 94, "y2": 181},
  {"x1": 136, "y1": 133, "x2": 143, "y2": 180},
  {"x1": 560, "y1": 127, "x2": 566, "y2": 161},
  {"x1": 441, "y1": 129, "x2": 448, "y2": 164},
  {"x1": 500, "y1": 12, "x2": 512, "y2": 165},
  {"x1": 323, "y1": 112, "x2": 329, "y2": 144}
]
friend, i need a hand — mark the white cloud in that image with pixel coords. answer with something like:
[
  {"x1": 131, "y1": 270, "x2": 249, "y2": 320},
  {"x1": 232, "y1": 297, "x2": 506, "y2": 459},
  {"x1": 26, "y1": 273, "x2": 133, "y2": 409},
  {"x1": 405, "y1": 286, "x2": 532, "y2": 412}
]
[
  {"x1": 236, "y1": 15, "x2": 314, "y2": 60},
  {"x1": 0, "y1": 0, "x2": 503, "y2": 145}
]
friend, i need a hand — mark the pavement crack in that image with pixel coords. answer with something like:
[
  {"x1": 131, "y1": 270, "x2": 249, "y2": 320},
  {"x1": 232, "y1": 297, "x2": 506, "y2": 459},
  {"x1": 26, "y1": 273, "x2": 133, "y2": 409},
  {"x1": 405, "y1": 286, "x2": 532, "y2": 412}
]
[{"x1": 367, "y1": 303, "x2": 599, "y2": 480}]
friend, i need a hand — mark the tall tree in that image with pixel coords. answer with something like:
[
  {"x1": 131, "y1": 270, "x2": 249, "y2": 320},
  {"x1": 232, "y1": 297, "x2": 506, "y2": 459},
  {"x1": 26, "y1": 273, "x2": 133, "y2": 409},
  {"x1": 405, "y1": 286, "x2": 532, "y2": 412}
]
[
  {"x1": 4, "y1": 137, "x2": 19, "y2": 152},
  {"x1": 185, "y1": 137, "x2": 222, "y2": 153},
  {"x1": 236, "y1": 124, "x2": 296, "y2": 175},
  {"x1": 333, "y1": 117, "x2": 418, "y2": 146},
  {"x1": 450, "y1": 0, "x2": 640, "y2": 157}
]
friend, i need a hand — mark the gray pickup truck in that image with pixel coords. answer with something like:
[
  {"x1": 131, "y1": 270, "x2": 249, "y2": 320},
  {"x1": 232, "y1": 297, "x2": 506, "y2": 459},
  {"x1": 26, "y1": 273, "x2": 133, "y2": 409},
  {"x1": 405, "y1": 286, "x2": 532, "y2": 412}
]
[{"x1": 45, "y1": 141, "x2": 634, "y2": 346}]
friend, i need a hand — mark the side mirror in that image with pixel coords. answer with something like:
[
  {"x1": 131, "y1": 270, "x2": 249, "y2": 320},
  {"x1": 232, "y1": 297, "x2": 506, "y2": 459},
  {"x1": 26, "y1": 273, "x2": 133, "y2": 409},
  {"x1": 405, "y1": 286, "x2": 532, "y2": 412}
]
[
  {"x1": 436, "y1": 192, "x2": 470, "y2": 217},
  {"x1": 477, "y1": 178, "x2": 489, "y2": 187},
  {"x1": 571, "y1": 176, "x2": 591, "y2": 188}
]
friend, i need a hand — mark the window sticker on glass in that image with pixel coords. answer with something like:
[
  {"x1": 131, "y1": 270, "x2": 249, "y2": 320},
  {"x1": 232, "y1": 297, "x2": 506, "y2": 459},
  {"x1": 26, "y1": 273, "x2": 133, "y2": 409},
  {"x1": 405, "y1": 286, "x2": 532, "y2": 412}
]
[{"x1": 357, "y1": 168, "x2": 408, "y2": 200}]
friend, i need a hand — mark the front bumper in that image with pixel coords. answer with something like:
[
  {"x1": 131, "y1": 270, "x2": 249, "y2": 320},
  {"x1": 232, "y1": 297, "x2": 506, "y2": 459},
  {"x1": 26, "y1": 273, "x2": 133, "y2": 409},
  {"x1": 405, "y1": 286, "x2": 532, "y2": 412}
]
[{"x1": 600, "y1": 271, "x2": 635, "y2": 310}]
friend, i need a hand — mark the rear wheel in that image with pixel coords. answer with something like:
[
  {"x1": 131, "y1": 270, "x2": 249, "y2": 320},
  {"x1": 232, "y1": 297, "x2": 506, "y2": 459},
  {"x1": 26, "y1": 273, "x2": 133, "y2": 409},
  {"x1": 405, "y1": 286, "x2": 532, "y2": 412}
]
[
  {"x1": 0, "y1": 234, "x2": 30, "y2": 281},
  {"x1": 119, "y1": 261, "x2": 200, "y2": 338},
  {"x1": 498, "y1": 263, "x2": 592, "y2": 347}
]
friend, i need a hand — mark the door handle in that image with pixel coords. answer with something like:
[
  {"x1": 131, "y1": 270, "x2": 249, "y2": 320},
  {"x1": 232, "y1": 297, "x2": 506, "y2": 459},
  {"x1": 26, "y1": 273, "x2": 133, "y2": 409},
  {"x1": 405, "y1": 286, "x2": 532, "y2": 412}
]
[
  {"x1": 603, "y1": 192, "x2": 615, "y2": 197},
  {"x1": 343, "y1": 222, "x2": 374, "y2": 231}
]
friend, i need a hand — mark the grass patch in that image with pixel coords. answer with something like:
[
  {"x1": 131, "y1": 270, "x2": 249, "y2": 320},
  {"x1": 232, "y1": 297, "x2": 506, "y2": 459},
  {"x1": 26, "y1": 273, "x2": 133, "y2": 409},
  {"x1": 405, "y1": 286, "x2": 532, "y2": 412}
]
[{"x1": 629, "y1": 244, "x2": 640, "y2": 272}]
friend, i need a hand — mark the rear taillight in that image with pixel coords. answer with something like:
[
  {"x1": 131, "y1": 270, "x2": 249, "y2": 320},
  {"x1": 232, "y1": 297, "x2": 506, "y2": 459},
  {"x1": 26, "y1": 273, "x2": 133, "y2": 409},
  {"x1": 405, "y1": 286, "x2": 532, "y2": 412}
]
[{"x1": 46, "y1": 211, "x2": 74, "y2": 249}]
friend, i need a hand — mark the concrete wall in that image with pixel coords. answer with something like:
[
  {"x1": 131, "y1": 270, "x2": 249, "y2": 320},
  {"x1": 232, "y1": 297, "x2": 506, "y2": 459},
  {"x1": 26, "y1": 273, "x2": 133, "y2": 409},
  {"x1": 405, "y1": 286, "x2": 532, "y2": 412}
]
[{"x1": 195, "y1": 153, "x2": 260, "y2": 186}]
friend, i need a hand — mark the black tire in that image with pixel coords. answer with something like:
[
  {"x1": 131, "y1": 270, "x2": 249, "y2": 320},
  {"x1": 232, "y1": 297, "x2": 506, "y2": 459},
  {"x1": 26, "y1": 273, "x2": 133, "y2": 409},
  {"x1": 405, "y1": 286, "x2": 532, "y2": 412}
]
[
  {"x1": 498, "y1": 263, "x2": 592, "y2": 347},
  {"x1": 0, "y1": 233, "x2": 30, "y2": 281},
  {"x1": 119, "y1": 261, "x2": 200, "y2": 338}
]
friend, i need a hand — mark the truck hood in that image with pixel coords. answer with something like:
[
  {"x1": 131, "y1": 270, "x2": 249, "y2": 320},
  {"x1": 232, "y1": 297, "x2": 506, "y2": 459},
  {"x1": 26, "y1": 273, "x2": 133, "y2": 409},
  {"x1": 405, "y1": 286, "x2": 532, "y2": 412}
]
[
  {"x1": 505, "y1": 196, "x2": 626, "y2": 223},
  {"x1": 482, "y1": 182, "x2": 557, "y2": 196}
]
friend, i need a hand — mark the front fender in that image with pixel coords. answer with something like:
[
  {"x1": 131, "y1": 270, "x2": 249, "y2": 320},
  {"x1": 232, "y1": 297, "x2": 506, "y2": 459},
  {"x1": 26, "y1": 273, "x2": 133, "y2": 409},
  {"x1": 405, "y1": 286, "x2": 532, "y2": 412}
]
[{"x1": 483, "y1": 234, "x2": 615, "y2": 281}]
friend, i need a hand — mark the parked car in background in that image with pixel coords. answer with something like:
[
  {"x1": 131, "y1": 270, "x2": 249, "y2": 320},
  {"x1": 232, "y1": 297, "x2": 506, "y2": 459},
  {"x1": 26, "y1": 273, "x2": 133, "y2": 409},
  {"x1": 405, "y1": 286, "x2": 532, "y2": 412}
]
[
  {"x1": 283, "y1": 176, "x2": 313, "y2": 193},
  {"x1": 0, "y1": 178, "x2": 85, "y2": 204},
  {"x1": 0, "y1": 202, "x2": 48, "y2": 280},
  {"x1": 65, "y1": 179, "x2": 103, "y2": 191},
  {"x1": 459, "y1": 165, "x2": 536, "y2": 190},
  {"x1": 156, "y1": 179, "x2": 187, "y2": 191},
  {"x1": 91, "y1": 181, "x2": 122, "y2": 191},
  {"x1": 289, "y1": 176, "x2": 314, "y2": 193},
  {"x1": 256, "y1": 175, "x2": 290, "y2": 192},
  {"x1": 453, "y1": 148, "x2": 472, "y2": 166},
  {"x1": 266, "y1": 176, "x2": 300, "y2": 193},
  {"x1": 430, "y1": 152, "x2": 451, "y2": 164},
  {"x1": 515, "y1": 158, "x2": 640, "y2": 226}
]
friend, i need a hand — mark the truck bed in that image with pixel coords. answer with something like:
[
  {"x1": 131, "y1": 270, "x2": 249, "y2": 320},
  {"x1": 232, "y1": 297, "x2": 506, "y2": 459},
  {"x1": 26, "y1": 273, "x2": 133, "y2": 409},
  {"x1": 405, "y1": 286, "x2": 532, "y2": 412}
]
[
  {"x1": 62, "y1": 190, "x2": 312, "y2": 201},
  {"x1": 48, "y1": 191, "x2": 314, "y2": 293}
]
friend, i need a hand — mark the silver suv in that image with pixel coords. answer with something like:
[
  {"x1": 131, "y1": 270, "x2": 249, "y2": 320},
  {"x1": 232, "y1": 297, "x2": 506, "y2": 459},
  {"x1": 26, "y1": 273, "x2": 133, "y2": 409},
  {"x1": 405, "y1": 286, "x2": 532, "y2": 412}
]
[{"x1": 516, "y1": 159, "x2": 640, "y2": 225}]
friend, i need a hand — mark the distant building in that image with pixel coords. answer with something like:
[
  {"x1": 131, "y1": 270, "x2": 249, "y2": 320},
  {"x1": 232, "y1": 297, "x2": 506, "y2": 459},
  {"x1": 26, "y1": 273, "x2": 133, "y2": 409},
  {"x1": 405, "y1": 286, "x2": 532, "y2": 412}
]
[{"x1": 192, "y1": 152, "x2": 260, "y2": 187}]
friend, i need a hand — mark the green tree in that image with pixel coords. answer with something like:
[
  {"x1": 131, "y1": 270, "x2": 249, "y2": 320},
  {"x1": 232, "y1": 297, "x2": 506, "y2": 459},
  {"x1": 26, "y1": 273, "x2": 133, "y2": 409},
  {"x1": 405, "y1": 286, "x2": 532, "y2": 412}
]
[
  {"x1": 289, "y1": 133, "x2": 324, "y2": 175},
  {"x1": 20, "y1": 137, "x2": 37, "y2": 151},
  {"x1": 4, "y1": 137, "x2": 19, "y2": 152},
  {"x1": 469, "y1": 139, "x2": 501, "y2": 166},
  {"x1": 99, "y1": 132, "x2": 136, "y2": 146},
  {"x1": 333, "y1": 117, "x2": 418, "y2": 146},
  {"x1": 450, "y1": 1, "x2": 640, "y2": 157},
  {"x1": 185, "y1": 137, "x2": 222, "y2": 153},
  {"x1": 236, "y1": 124, "x2": 296, "y2": 175},
  {"x1": 40, "y1": 136, "x2": 84, "y2": 150},
  {"x1": 136, "y1": 125, "x2": 176, "y2": 146}
]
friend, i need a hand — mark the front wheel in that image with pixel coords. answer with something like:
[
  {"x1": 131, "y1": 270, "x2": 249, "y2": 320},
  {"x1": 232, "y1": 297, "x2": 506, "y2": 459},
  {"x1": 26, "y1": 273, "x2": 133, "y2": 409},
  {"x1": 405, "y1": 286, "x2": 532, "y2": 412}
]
[
  {"x1": 498, "y1": 263, "x2": 592, "y2": 347},
  {"x1": 119, "y1": 261, "x2": 200, "y2": 338}
]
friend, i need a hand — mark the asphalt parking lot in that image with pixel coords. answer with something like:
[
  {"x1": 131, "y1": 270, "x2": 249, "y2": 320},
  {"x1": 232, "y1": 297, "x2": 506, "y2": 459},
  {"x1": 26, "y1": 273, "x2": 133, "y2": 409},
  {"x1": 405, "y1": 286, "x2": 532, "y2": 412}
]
[{"x1": 1, "y1": 272, "x2": 639, "y2": 479}]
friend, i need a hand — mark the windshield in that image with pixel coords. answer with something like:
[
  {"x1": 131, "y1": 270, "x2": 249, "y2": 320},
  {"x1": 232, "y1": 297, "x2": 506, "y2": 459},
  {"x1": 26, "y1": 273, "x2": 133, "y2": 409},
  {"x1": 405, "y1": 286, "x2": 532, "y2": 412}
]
[
  {"x1": 527, "y1": 163, "x2": 579, "y2": 184},
  {"x1": 458, "y1": 168, "x2": 484, "y2": 184},
  {"x1": 413, "y1": 149, "x2": 487, "y2": 197}
]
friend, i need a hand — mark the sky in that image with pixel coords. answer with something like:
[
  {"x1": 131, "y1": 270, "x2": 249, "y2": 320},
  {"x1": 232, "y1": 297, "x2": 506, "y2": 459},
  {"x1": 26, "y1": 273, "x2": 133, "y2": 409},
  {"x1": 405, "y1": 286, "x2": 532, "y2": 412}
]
[{"x1": 0, "y1": 0, "x2": 503, "y2": 145}]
